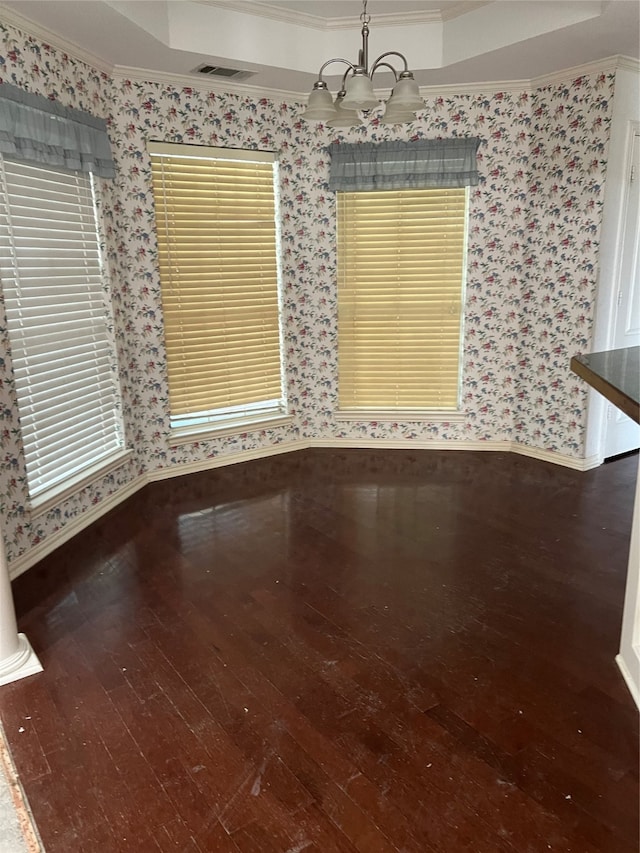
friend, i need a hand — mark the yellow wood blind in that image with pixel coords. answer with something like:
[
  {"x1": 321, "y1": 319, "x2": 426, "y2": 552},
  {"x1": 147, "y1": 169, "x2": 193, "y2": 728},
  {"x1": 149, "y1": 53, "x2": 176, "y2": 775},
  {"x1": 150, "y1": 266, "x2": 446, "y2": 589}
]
[
  {"x1": 337, "y1": 187, "x2": 467, "y2": 410},
  {"x1": 149, "y1": 145, "x2": 282, "y2": 420}
]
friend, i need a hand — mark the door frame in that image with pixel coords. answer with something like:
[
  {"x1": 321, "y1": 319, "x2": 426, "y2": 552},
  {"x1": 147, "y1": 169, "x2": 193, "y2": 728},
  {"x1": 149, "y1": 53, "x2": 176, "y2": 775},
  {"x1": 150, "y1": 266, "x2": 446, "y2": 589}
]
[{"x1": 586, "y1": 62, "x2": 640, "y2": 463}]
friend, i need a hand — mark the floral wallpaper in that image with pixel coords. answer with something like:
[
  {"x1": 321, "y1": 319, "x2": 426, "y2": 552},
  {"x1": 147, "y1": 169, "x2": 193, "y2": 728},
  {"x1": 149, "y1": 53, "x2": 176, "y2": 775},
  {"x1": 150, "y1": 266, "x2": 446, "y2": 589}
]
[
  {"x1": 0, "y1": 21, "x2": 140, "y2": 564},
  {"x1": 0, "y1": 15, "x2": 614, "y2": 566},
  {"x1": 516, "y1": 74, "x2": 613, "y2": 452}
]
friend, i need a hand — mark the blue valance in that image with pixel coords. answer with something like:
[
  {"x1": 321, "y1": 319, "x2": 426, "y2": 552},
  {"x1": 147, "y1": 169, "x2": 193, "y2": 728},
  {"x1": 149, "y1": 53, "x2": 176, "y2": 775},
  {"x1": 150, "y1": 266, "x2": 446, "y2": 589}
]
[
  {"x1": 328, "y1": 138, "x2": 481, "y2": 192},
  {"x1": 0, "y1": 83, "x2": 115, "y2": 178}
]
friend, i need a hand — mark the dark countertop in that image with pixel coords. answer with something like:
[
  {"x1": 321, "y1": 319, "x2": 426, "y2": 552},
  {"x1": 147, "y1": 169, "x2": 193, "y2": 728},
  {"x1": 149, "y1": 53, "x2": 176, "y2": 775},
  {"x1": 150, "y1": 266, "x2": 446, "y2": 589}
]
[{"x1": 571, "y1": 346, "x2": 640, "y2": 424}]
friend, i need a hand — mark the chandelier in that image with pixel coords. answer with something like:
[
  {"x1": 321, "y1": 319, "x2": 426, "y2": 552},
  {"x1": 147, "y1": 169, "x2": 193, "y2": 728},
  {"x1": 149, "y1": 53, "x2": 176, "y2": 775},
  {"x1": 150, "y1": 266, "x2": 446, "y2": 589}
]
[{"x1": 301, "y1": 0, "x2": 424, "y2": 127}]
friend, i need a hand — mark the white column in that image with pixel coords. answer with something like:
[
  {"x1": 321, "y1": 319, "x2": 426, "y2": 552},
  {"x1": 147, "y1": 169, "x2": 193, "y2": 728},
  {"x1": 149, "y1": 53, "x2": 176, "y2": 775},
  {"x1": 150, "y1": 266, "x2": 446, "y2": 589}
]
[{"x1": 0, "y1": 528, "x2": 42, "y2": 687}]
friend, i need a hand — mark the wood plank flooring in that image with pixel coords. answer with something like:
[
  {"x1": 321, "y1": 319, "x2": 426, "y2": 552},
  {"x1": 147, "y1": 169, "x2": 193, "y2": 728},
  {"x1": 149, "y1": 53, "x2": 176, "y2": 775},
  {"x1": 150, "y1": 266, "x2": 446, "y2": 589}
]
[{"x1": 0, "y1": 448, "x2": 638, "y2": 852}]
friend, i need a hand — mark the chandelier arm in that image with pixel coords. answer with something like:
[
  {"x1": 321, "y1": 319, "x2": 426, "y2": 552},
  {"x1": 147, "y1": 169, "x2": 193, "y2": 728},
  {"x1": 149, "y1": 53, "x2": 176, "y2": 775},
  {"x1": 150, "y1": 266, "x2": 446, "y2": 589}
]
[
  {"x1": 370, "y1": 61, "x2": 399, "y2": 82},
  {"x1": 302, "y1": 0, "x2": 417, "y2": 124},
  {"x1": 337, "y1": 67, "x2": 354, "y2": 95},
  {"x1": 317, "y1": 58, "x2": 356, "y2": 83},
  {"x1": 370, "y1": 51, "x2": 410, "y2": 76}
]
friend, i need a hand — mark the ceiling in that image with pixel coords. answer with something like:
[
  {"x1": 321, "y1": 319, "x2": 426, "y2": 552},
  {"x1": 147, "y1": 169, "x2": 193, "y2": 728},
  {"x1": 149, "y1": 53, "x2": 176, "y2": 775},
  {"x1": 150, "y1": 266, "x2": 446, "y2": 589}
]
[{"x1": 1, "y1": 1, "x2": 639, "y2": 93}]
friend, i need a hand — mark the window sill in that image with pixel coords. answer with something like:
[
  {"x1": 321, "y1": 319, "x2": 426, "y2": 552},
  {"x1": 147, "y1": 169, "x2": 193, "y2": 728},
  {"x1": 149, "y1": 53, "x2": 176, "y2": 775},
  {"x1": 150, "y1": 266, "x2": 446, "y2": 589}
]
[
  {"x1": 31, "y1": 448, "x2": 132, "y2": 517},
  {"x1": 335, "y1": 409, "x2": 465, "y2": 423},
  {"x1": 169, "y1": 414, "x2": 294, "y2": 447}
]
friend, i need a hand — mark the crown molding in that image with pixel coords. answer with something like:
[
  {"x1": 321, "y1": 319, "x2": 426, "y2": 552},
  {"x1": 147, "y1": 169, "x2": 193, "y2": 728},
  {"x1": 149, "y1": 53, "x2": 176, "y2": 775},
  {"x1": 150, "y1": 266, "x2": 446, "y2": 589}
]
[
  {"x1": 196, "y1": 0, "x2": 445, "y2": 30},
  {"x1": 414, "y1": 55, "x2": 624, "y2": 99},
  {"x1": 417, "y1": 76, "x2": 531, "y2": 97},
  {"x1": 0, "y1": 2, "x2": 113, "y2": 75},
  {"x1": 617, "y1": 55, "x2": 640, "y2": 74},
  {"x1": 113, "y1": 55, "x2": 627, "y2": 103},
  {"x1": 114, "y1": 62, "x2": 530, "y2": 100},
  {"x1": 112, "y1": 65, "x2": 305, "y2": 102},
  {"x1": 530, "y1": 54, "x2": 625, "y2": 88},
  {"x1": 197, "y1": 0, "x2": 492, "y2": 29},
  {"x1": 440, "y1": 1, "x2": 492, "y2": 23},
  {"x1": 1, "y1": 4, "x2": 633, "y2": 105}
]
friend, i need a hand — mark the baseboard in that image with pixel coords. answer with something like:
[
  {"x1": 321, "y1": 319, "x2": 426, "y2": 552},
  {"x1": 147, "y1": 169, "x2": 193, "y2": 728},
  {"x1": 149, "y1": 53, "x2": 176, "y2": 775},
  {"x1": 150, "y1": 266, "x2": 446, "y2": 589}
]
[
  {"x1": 305, "y1": 438, "x2": 514, "y2": 452},
  {"x1": 146, "y1": 439, "x2": 305, "y2": 482},
  {"x1": 510, "y1": 444, "x2": 602, "y2": 471},
  {"x1": 8, "y1": 474, "x2": 147, "y2": 581},
  {"x1": 7, "y1": 437, "x2": 603, "y2": 579},
  {"x1": 306, "y1": 437, "x2": 600, "y2": 471},
  {"x1": 615, "y1": 653, "x2": 640, "y2": 712}
]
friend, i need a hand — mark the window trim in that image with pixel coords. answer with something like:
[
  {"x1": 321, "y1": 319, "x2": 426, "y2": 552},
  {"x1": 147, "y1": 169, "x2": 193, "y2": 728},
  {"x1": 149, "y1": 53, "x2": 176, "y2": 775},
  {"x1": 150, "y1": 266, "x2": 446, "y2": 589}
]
[
  {"x1": 169, "y1": 414, "x2": 294, "y2": 447},
  {"x1": 334, "y1": 410, "x2": 466, "y2": 422},
  {"x1": 31, "y1": 448, "x2": 132, "y2": 516},
  {"x1": 148, "y1": 141, "x2": 288, "y2": 438},
  {"x1": 0, "y1": 156, "x2": 126, "y2": 504}
]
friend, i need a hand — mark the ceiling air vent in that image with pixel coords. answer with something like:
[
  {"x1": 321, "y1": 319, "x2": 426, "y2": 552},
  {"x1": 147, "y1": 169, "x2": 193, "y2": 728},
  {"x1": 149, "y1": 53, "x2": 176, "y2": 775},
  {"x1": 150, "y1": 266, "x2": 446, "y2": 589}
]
[{"x1": 193, "y1": 63, "x2": 255, "y2": 81}]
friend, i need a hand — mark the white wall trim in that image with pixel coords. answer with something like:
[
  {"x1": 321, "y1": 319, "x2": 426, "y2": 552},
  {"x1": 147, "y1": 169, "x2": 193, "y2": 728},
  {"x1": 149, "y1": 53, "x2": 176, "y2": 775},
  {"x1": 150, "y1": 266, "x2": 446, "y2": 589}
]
[
  {"x1": 0, "y1": 3, "x2": 113, "y2": 75},
  {"x1": 416, "y1": 56, "x2": 627, "y2": 100},
  {"x1": 147, "y1": 439, "x2": 304, "y2": 482},
  {"x1": 111, "y1": 64, "x2": 529, "y2": 102},
  {"x1": 617, "y1": 56, "x2": 640, "y2": 74},
  {"x1": 113, "y1": 56, "x2": 626, "y2": 102},
  {"x1": 199, "y1": 0, "x2": 457, "y2": 30},
  {"x1": 530, "y1": 55, "x2": 627, "y2": 89},
  {"x1": 615, "y1": 653, "x2": 640, "y2": 711},
  {"x1": 30, "y1": 449, "x2": 133, "y2": 518},
  {"x1": 7, "y1": 474, "x2": 147, "y2": 581},
  {"x1": 586, "y1": 64, "x2": 640, "y2": 461},
  {"x1": 168, "y1": 415, "x2": 295, "y2": 447},
  {"x1": 6, "y1": 438, "x2": 601, "y2": 579},
  {"x1": 509, "y1": 443, "x2": 601, "y2": 471},
  {"x1": 6, "y1": 438, "x2": 604, "y2": 579},
  {"x1": 306, "y1": 437, "x2": 513, "y2": 452},
  {"x1": 0, "y1": 5, "x2": 628, "y2": 103},
  {"x1": 150, "y1": 438, "x2": 598, "y2": 482},
  {"x1": 305, "y1": 437, "x2": 599, "y2": 470},
  {"x1": 111, "y1": 66, "x2": 306, "y2": 101}
]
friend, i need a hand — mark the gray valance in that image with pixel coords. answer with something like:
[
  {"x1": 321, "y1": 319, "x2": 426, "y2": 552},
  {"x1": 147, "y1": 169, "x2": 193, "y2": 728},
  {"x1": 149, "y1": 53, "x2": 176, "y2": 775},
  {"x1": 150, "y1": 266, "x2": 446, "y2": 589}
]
[
  {"x1": 0, "y1": 83, "x2": 115, "y2": 178},
  {"x1": 328, "y1": 138, "x2": 481, "y2": 192}
]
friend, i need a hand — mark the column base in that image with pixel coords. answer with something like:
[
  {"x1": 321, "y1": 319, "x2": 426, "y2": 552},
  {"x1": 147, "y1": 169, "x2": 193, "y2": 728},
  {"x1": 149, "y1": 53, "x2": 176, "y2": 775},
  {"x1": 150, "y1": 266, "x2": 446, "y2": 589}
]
[{"x1": 0, "y1": 634, "x2": 43, "y2": 688}]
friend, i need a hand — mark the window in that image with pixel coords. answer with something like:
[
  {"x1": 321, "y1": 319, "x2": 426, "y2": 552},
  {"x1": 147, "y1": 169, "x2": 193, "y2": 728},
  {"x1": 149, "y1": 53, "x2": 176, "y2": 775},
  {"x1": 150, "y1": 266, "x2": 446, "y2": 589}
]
[
  {"x1": 329, "y1": 138, "x2": 478, "y2": 416},
  {"x1": 337, "y1": 186, "x2": 468, "y2": 412},
  {"x1": 0, "y1": 157, "x2": 125, "y2": 504},
  {"x1": 148, "y1": 142, "x2": 286, "y2": 435}
]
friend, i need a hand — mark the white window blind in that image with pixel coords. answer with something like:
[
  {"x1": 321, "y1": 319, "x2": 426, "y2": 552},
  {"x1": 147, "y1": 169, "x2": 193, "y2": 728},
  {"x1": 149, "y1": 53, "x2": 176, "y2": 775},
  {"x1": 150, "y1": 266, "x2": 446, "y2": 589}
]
[
  {"x1": 0, "y1": 157, "x2": 124, "y2": 501},
  {"x1": 148, "y1": 142, "x2": 285, "y2": 432},
  {"x1": 337, "y1": 187, "x2": 467, "y2": 411}
]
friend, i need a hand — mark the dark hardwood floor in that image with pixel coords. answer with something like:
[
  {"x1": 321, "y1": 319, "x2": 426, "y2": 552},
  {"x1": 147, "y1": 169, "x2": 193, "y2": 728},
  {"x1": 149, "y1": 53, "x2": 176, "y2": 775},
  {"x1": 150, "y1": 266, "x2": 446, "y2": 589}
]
[{"x1": 0, "y1": 449, "x2": 638, "y2": 852}]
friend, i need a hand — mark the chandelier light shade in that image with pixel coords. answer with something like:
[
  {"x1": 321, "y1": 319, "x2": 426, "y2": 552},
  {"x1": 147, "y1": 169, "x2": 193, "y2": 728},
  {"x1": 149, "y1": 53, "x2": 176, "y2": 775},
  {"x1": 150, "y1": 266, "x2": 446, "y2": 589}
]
[
  {"x1": 301, "y1": 0, "x2": 424, "y2": 127},
  {"x1": 381, "y1": 104, "x2": 417, "y2": 125},
  {"x1": 387, "y1": 73, "x2": 425, "y2": 111},
  {"x1": 302, "y1": 82, "x2": 338, "y2": 121},
  {"x1": 326, "y1": 92, "x2": 361, "y2": 128},
  {"x1": 341, "y1": 70, "x2": 379, "y2": 111}
]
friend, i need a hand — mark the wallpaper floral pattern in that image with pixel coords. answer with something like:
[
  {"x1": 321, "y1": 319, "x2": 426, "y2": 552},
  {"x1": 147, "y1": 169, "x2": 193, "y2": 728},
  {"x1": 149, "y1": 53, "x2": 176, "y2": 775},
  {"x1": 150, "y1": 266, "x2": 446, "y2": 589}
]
[
  {"x1": 0, "y1": 22, "x2": 140, "y2": 563},
  {"x1": 0, "y1": 15, "x2": 614, "y2": 565}
]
